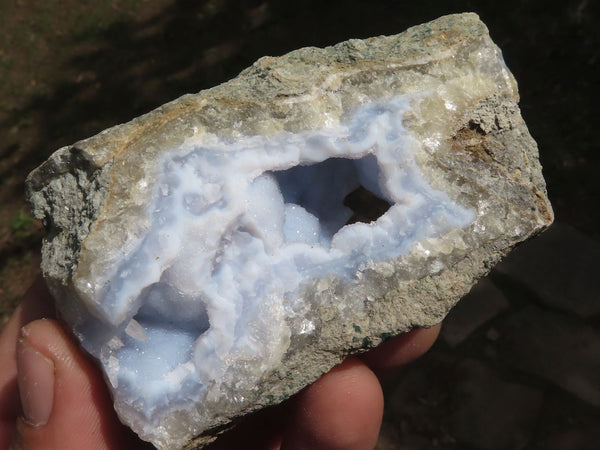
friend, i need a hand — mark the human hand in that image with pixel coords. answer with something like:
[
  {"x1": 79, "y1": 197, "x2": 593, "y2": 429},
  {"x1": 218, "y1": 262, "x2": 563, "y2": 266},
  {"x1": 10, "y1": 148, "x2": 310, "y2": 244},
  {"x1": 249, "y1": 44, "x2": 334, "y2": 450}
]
[{"x1": 0, "y1": 277, "x2": 440, "y2": 450}]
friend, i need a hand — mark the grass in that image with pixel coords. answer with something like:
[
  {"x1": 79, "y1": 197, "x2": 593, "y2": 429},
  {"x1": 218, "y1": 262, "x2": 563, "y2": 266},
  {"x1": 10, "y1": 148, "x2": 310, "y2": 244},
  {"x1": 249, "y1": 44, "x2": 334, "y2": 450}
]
[{"x1": 10, "y1": 208, "x2": 34, "y2": 239}]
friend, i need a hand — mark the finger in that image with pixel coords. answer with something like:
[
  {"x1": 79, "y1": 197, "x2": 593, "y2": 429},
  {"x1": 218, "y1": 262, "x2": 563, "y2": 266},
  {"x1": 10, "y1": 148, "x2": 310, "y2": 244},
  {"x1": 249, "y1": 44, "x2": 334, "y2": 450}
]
[
  {"x1": 359, "y1": 324, "x2": 441, "y2": 379},
  {"x1": 10, "y1": 319, "x2": 150, "y2": 450},
  {"x1": 203, "y1": 404, "x2": 286, "y2": 450},
  {"x1": 210, "y1": 326, "x2": 441, "y2": 448},
  {"x1": 0, "y1": 277, "x2": 55, "y2": 447},
  {"x1": 281, "y1": 357, "x2": 383, "y2": 450}
]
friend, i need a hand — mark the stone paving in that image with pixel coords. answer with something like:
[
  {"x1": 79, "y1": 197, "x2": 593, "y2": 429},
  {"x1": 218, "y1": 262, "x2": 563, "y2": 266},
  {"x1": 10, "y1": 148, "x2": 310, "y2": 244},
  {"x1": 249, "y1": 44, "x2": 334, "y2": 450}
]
[{"x1": 377, "y1": 223, "x2": 600, "y2": 449}]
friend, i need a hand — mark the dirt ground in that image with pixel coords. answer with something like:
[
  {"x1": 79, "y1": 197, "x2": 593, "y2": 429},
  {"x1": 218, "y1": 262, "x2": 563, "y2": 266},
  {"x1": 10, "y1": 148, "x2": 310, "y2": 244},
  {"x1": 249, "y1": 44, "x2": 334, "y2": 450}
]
[{"x1": 0, "y1": 0, "x2": 598, "y2": 447}]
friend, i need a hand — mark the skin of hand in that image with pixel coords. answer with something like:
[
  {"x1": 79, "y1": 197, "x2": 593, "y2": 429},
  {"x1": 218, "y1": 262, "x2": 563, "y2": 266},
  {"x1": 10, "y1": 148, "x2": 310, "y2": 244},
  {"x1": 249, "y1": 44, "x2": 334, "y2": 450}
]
[{"x1": 0, "y1": 277, "x2": 440, "y2": 450}]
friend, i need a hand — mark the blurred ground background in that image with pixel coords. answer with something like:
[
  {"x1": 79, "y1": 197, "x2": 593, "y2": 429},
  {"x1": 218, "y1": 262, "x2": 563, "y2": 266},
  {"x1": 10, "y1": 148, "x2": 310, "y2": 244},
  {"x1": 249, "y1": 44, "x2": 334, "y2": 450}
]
[{"x1": 0, "y1": 1, "x2": 598, "y2": 448}]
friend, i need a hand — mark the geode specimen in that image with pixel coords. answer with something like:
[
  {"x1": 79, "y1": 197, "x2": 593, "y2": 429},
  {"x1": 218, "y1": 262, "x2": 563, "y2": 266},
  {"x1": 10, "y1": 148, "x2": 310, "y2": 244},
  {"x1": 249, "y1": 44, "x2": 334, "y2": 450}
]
[{"x1": 26, "y1": 13, "x2": 553, "y2": 450}]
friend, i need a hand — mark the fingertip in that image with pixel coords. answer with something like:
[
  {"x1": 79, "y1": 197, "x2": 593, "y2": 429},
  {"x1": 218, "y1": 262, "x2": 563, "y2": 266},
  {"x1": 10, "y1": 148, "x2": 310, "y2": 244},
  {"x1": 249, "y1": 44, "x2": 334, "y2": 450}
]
[
  {"x1": 12, "y1": 319, "x2": 146, "y2": 450},
  {"x1": 0, "y1": 278, "x2": 54, "y2": 449},
  {"x1": 360, "y1": 324, "x2": 441, "y2": 378},
  {"x1": 282, "y1": 357, "x2": 383, "y2": 450},
  {"x1": 0, "y1": 277, "x2": 55, "y2": 394},
  {"x1": 16, "y1": 335, "x2": 55, "y2": 428}
]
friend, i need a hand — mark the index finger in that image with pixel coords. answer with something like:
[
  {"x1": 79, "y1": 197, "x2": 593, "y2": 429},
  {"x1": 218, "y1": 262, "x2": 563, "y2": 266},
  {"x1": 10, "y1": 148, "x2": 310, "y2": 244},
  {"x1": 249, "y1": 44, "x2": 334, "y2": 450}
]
[{"x1": 359, "y1": 324, "x2": 441, "y2": 380}]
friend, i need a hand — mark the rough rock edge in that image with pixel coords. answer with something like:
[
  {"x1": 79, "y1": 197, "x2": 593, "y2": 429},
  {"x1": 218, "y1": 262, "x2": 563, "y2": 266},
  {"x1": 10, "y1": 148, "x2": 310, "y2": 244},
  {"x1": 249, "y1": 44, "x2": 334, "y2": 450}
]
[{"x1": 26, "y1": 148, "x2": 111, "y2": 284}]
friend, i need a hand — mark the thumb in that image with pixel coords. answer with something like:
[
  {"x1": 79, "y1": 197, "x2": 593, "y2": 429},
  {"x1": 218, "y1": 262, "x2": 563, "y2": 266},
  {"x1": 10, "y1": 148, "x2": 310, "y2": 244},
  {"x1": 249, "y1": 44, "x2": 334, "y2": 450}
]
[{"x1": 11, "y1": 319, "x2": 147, "y2": 450}]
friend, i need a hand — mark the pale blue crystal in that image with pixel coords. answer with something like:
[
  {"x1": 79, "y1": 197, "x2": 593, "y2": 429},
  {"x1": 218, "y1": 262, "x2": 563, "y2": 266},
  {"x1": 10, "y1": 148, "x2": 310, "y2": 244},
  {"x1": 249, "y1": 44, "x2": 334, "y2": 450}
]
[{"x1": 72, "y1": 95, "x2": 474, "y2": 437}]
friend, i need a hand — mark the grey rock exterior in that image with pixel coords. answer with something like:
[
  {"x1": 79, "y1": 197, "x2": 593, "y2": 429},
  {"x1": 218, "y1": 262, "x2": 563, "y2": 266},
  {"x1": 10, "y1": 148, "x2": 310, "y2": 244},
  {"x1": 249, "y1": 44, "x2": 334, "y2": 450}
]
[{"x1": 26, "y1": 13, "x2": 552, "y2": 449}]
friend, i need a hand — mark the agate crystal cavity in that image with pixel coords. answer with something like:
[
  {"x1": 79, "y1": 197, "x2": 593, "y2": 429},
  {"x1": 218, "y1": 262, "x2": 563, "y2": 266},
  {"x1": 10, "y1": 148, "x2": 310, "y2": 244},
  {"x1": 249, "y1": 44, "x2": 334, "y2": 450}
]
[{"x1": 26, "y1": 13, "x2": 553, "y2": 449}]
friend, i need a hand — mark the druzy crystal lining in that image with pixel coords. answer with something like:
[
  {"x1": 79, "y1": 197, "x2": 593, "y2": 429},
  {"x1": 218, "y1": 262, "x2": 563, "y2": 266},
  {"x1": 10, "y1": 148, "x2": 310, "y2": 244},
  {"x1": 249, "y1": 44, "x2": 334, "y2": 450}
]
[{"x1": 72, "y1": 95, "x2": 474, "y2": 433}]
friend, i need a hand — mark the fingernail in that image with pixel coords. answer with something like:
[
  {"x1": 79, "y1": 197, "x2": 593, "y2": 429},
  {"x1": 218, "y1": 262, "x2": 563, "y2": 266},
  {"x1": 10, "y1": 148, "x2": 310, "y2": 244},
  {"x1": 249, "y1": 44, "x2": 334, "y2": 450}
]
[{"x1": 16, "y1": 337, "x2": 55, "y2": 427}]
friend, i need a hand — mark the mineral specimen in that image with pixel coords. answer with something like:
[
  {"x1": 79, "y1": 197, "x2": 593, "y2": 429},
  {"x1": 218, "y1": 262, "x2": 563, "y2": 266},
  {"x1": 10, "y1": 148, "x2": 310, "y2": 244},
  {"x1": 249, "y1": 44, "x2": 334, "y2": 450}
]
[{"x1": 26, "y1": 13, "x2": 553, "y2": 450}]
